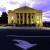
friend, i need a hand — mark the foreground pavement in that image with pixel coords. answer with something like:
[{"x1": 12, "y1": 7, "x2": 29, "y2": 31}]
[
  {"x1": 0, "y1": 26, "x2": 50, "y2": 30},
  {"x1": 0, "y1": 27, "x2": 50, "y2": 50}
]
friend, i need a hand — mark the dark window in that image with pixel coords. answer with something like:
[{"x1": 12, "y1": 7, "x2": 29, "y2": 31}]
[
  {"x1": 28, "y1": 16, "x2": 30, "y2": 18},
  {"x1": 21, "y1": 16, "x2": 22, "y2": 19},
  {"x1": 17, "y1": 20, "x2": 19, "y2": 24},
  {"x1": 32, "y1": 16, "x2": 33, "y2": 19},
  {"x1": 25, "y1": 16, "x2": 26, "y2": 18},
  {"x1": 25, "y1": 16, "x2": 26, "y2": 20},
  {"x1": 17, "y1": 16, "x2": 19, "y2": 19},
  {"x1": 21, "y1": 20, "x2": 22, "y2": 24},
  {"x1": 12, "y1": 21, "x2": 13, "y2": 24},
  {"x1": 25, "y1": 16, "x2": 26, "y2": 24}
]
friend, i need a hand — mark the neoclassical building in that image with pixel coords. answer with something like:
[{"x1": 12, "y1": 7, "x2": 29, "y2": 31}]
[{"x1": 8, "y1": 6, "x2": 43, "y2": 27}]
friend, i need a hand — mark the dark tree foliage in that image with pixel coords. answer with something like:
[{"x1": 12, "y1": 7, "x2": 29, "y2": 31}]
[
  {"x1": 0, "y1": 17, "x2": 2, "y2": 24},
  {"x1": 32, "y1": 24, "x2": 36, "y2": 26},
  {"x1": 1, "y1": 12, "x2": 8, "y2": 24},
  {"x1": 43, "y1": 21, "x2": 50, "y2": 27}
]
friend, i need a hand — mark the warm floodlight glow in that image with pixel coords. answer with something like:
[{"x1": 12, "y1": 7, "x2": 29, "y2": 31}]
[
  {"x1": 37, "y1": 16, "x2": 39, "y2": 19},
  {"x1": 37, "y1": 21, "x2": 39, "y2": 23},
  {"x1": 12, "y1": 16, "x2": 13, "y2": 19},
  {"x1": 32, "y1": 21, "x2": 33, "y2": 24}
]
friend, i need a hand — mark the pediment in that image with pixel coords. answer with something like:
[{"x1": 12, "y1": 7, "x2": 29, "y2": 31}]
[{"x1": 15, "y1": 6, "x2": 35, "y2": 10}]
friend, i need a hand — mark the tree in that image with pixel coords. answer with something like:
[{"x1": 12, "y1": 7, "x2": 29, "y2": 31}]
[
  {"x1": 43, "y1": 21, "x2": 50, "y2": 27},
  {"x1": 1, "y1": 12, "x2": 8, "y2": 24}
]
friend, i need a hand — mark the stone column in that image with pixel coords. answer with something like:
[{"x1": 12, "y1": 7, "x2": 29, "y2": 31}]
[
  {"x1": 27, "y1": 13, "x2": 28, "y2": 24},
  {"x1": 19, "y1": 13, "x2": 20, "y2": 24},
  {"x1": 23, "y1": 13, "x2": 24, "y2": 24},
  {"x1": 30, "y1": 13, "x2": 32, "y2": 24},
  {"x1": 16, "y1": 13, "x2": 17, "y2": 24},
  {"x1": 14, "y1": 13, "x2": 17, "y2": 24},
  {"x1": 31, "y1": 13, "x2": 32, "y2": 24}
]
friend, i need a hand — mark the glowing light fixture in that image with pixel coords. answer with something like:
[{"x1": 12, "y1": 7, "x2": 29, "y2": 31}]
[
  {"x1": 37, "y1": 21, "x2": 39, "y2": 23},
  {"x1": 32, "y1": 21, "x2": 33, "y2": 24}
]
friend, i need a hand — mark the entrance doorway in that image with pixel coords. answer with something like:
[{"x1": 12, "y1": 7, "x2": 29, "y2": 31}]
[
  {"x1": 25, "y1": 16, "x2": 26, "y2": 25},
  {"x1": 12, "y1": 21, "x2": 13, "y2": 24}
]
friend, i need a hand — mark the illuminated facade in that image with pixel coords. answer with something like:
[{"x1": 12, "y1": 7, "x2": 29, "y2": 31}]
[{"x1": 8, "y1": 6, "x2": 43, "y2": 27}]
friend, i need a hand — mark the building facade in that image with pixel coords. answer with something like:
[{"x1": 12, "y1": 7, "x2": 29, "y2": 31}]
[{"x1": 8, "y1": 6, "x2": 43, "y2": 27}]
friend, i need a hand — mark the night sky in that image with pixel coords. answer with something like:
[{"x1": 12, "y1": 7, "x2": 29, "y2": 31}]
[{"x1": 0, "y1": 0, "x2": 50, "y2": 22}]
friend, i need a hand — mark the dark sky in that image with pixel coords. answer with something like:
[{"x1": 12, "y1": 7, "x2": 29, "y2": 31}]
[{"x1": 0, "y1": 0, "x2": 50, "y2": 22}]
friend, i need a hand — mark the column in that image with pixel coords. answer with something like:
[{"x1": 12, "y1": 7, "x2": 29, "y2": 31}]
[
  {"x1": 14, "y1": 13, "x2": 17, "y2": 24},
  {"x1": 30, "y1": 13, "x2": 32, "y2": 24},
  {"x1": 27, "y1": 13, "x2": 28, "y2": 24},
  {"x1": 19, "y1": 13, "x2": 20, "y2": 24},
  {"x1": 31, "y1": 13, "x2": 32, "y2": 24},
  {"x1": 16, "y1": 13, "x2": 17, "y2": 24},
  {"x1": 23, "y1": 13, "x2": 24, "y2": 24},
  {"x1": 33, "y1": 13, "x2": 35, "y2": 24}
]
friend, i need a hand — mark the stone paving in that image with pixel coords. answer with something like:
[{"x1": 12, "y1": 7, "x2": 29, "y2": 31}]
[{"x1": 0, "y1": 26, "x2": 50, "y2": 30}]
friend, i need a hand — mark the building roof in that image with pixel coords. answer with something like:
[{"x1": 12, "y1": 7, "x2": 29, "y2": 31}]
[{"x1": 14, "y1": 6, "x2": 36, "y2": 11}]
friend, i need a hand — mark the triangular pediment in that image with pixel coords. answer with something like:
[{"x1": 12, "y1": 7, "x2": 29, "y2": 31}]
[{"x1": 15, "y1": 6, "x2": 35, "y2": 10}]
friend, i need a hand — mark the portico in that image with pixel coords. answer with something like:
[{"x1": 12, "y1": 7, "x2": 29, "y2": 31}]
[{"x1": 16, "y1": 13, "x2": 34, "y2": 24}]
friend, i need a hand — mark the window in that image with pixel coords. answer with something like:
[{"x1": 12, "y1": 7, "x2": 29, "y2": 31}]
[
  {"x1": 25, "y1": 16, "x2": 26, "y2": 18},
  {"x1": 28, "y1": 16, "x2": 30, "y2": 19},
  {"x1": 21, "y1": 20, "x2": 22, "y2": 24},
  {"x1": 12, "y1": 21, "x2": 13, "y2": 24},
  {"x1": 21, "y1": 16, "x2": 22, "y2": 19},
  {"x1": 25, "y1": 16, "x2": 26, "y2": 20},
  {"x1": 17, "y1": 20, "x2": 19, "y2": 24},
  {"x1": 32, "y1": 16, "x2": 33, "y2": 19},
  {"x1": 25, "y1": 16, "x2": 26, "y2": 24},
  {"x1": 17, "y1": 16, "x2": 19, "y2": 19}
]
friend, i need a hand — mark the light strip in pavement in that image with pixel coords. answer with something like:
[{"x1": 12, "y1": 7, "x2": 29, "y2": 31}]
[{"x1": 7, "y1": 35, "x2": 50, "y2": 37}]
